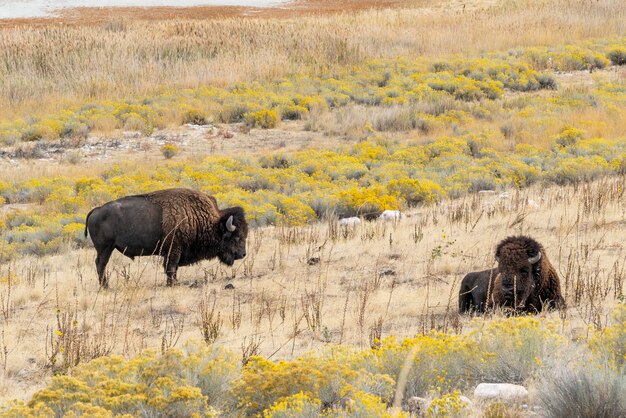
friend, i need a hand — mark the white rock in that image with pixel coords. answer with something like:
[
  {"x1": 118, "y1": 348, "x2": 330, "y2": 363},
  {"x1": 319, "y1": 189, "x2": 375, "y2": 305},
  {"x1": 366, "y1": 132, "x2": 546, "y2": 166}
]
[
  {"x1": 339, "y1": 217, "x2": 361, "y2": 226},
  {"x1": 478, "y1": 190, "x2": 496, "y2": 195},
  {"x1": 379, "y1": 210, "x2": 402, "y2": 220},
  {"x1": 474, "y1": 383, "x2": 528, "y2": 403}
]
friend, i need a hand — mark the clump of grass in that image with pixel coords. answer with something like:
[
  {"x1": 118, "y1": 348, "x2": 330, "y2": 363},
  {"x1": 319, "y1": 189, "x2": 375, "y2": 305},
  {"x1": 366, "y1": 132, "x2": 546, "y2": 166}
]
[
  {"x1": 537, "y1": 365, "x2": 626, "y2": 418},
  {"x1": 280, "y1": 104, "x2": 308, "y2": 120},
  {"x1": 607, "y1": 46, "x2": 626, "y2": 65}
]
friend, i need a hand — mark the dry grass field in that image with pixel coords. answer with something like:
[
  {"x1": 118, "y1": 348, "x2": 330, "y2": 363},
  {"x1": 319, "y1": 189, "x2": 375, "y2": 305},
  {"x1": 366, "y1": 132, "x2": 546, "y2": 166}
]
[{"x1": 0, "y1": 173, "x2": 624, "y2": 405}]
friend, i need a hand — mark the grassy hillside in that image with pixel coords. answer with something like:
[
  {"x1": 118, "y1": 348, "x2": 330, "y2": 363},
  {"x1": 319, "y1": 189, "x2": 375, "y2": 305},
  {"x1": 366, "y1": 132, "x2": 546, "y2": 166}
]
[{"x1": 0, "y1": 0, "x2": 625, "y2": 120}]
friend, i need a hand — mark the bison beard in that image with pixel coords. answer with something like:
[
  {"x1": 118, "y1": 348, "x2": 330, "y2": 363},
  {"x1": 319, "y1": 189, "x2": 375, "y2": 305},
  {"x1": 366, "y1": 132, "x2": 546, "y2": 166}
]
[
  {"x1": 84, "y1": 188, "x2": 248, "y2": 288},
  {"x1": 459, "y1": 235, "x2": 565, "y2": 314}
]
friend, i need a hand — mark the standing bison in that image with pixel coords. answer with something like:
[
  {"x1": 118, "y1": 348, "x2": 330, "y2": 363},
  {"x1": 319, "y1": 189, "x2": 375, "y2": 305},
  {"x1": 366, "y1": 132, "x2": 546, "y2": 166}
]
[
  {"x1": 85, "y1": 188, "x2": 248, "y2": 288},
  {"x1": 459, "y1": 235, "x2": 565, "y2": 314}
]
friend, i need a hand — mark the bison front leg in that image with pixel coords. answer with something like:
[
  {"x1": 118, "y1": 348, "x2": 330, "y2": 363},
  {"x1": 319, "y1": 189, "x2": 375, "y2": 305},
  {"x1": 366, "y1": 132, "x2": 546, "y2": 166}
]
[{"x1": 163, "y1": 249, "x2": 181, "y2": 287}]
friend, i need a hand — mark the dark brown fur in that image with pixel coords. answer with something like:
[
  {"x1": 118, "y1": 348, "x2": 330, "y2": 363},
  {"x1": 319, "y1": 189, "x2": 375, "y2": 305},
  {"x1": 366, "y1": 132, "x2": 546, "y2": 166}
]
[
  {"x1": 458, "y1": 268, "x2": 497, "y2": 313},
  {"x1": 459, "y1": 236, "x2": 565, "y2": 314},
  {"x1": 85, "y1": 188, "x2": 248, "y2": 287}
]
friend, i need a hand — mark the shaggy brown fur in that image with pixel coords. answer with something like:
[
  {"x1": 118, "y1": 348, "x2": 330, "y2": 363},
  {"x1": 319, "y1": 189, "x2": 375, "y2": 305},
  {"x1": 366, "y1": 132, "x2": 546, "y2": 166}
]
[
  {"x1": 491, "y1": 235, "x2": 565, "y2": 313},
  {"x1": 85, "y1": 188, "x2": 248, "y2": 287},
  {"x1": 459, "y1": 235, "x2": 565, "y2": 314},
  {"x1": 146, "y1": 188, "x2": 220, "y2": 253}
]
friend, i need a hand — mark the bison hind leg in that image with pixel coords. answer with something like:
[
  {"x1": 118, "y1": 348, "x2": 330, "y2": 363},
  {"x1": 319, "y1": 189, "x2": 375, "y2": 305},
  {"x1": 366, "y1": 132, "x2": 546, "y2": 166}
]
[
  {"x1": 95, "y1": 245, "x2": 114, "y2": 288},
  {"x1": 163, "y1": 249, "x2": 182, "y2": 287}
]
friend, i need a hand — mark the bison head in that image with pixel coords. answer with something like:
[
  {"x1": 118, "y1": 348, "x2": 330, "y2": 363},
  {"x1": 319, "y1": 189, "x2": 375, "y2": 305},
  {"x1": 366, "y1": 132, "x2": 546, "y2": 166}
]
[
  {"x1": 217, "y1": 207, "x2": 248, "y2": 266},
  {"x1": 494, "y1": 236, "x2": 543, "y2": 309}
]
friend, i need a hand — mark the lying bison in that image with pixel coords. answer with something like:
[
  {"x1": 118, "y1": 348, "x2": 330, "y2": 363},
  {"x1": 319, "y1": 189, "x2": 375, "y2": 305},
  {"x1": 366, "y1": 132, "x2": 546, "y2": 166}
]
[
  {"x1": 85, "y1": 188, "x2": 248, "y2": 288},
  {"x1": 459, "y1": 235, "x2": 565, "y2": 314}
]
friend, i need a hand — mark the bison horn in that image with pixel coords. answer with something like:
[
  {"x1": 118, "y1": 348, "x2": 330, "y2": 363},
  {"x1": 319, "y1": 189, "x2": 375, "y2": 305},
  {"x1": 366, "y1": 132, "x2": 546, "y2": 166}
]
[
  {"x1": 528, "y1": 252, "x2": 542, "y2": 264},
  {"x1": 226, "y1": 215, "x2": 236, "y2": 232}
]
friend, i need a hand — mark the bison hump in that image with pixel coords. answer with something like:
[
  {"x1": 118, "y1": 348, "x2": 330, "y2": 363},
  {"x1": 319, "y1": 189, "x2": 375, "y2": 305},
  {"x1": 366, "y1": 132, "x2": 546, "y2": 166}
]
[{"x1": 146, "y1": 188, "x2": 220, "y2": 242}]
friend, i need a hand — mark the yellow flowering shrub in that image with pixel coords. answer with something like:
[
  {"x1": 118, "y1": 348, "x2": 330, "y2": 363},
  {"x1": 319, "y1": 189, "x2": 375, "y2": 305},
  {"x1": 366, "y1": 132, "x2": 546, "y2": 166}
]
[
  {"x1": 3, "y1": 346, "x2": 237, "y2": 417},
  {"x1": 589, "y1": 304, "x2": 626, "y2": 368},
  {"x1": 160, "y1": 143, "x2": 180, "y2": 159},
  {"x1": 2, "y1": 400, "x2": 55, "y2": 418},
  {"x1": 547, "y1": 155, "x2": 610, "y2": 185},
  {"x1": 263, "y1": 392, "x2": 321, "y2": 418},
  {"x1": 336, "y1": 186, "x2": 400, "y2": 219},
  {"x1": 245, "y1": 109, "x2": 279, "y2": 129},
  {"x1": 359, "y1": 334, "x2": 482, "y2": 401},
  {"x1": 553, "y1": 126, "x2": 586, "y2": 147},
  {"x1": 427, "y1": 391, "x2": 470, "y2": 418},
  {"x1": 386, "y1": 178, "x2": 445, "y2": 206},
  {"x1": 275, "y1": 197, "x2": 316, "y2": 225},
  {"x1": 470, "y1": 316, "x2": 566, "y2": 383},
  {"x1": 235, "y1": 351, "x2": 394, "y2": 417}
]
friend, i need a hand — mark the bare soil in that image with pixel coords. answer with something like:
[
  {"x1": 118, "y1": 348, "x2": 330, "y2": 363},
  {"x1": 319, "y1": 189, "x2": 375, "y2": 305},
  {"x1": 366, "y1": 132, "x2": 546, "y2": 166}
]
[{"x1": 0, "y1": 0, "x2": 418, "y2": 28}]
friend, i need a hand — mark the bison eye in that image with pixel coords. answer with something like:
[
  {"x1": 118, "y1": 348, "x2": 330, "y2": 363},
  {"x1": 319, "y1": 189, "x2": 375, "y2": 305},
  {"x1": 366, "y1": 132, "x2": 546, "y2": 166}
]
[{"x1": 521, "y1": 268, "x2": 529, "y2": 276}]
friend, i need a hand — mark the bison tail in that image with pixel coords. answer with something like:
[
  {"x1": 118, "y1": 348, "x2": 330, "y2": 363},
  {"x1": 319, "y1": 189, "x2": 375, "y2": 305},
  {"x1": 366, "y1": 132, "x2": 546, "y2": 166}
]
[{"x1": 84, "y1": 208, "x2": 95, "y2": 237}]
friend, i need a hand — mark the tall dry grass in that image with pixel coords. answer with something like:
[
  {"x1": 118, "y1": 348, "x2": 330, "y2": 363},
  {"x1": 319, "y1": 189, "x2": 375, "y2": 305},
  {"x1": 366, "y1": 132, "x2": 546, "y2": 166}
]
[
  {"x1": 1, "y1": 0, "x2": 625, "y2": 120},
  {"x1": 0, "y1": 175, "x2": 624, "y2": 402}
]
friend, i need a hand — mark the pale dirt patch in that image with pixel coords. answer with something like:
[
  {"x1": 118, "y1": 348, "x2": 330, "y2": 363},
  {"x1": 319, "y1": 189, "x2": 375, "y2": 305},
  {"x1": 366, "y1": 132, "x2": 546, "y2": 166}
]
[{"x1": 0, "y1": 120, "x2": 333, "y2": 180}]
